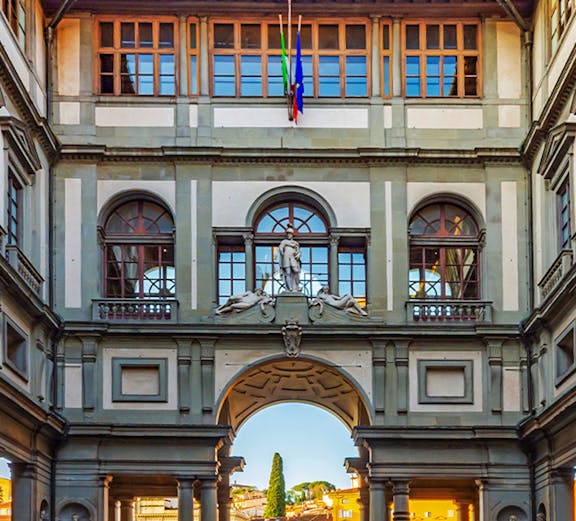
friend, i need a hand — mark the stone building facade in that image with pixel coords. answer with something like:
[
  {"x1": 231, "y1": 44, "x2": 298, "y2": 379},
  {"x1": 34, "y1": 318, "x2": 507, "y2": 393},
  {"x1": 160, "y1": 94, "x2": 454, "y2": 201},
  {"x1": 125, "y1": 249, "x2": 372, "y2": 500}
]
[{"x1": 0, "y1": 0, "x2": 574, "y2": 520}]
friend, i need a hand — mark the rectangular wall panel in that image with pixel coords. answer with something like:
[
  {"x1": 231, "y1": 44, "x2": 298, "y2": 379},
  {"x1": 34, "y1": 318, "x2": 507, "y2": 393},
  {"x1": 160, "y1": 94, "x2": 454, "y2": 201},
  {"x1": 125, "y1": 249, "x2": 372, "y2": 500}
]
[{"x1": 65, "y1": 178, "x2": 82, "y2": 308}]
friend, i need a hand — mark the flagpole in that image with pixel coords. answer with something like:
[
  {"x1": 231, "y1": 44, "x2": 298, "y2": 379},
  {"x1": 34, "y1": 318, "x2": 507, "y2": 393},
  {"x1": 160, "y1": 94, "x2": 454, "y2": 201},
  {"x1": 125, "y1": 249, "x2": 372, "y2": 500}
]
[{"x1": 288, "y1": 0, "x2": 292, "y2": 81}]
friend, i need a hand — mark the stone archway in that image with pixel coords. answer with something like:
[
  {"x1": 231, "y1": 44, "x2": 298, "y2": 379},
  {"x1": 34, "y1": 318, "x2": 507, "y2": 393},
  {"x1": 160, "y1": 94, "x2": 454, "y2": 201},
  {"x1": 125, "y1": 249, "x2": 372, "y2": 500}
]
[
  {"x1": 216, "y1": 356, "x2": 371, "y2": 521},
  {"x1": 217, "y1": 356, "x2": 372, "y2": 432}
]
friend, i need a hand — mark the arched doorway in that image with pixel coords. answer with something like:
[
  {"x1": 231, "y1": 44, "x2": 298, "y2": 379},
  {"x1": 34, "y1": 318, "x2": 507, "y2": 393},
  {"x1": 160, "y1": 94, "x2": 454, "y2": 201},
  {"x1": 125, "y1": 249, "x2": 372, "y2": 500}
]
[{"x1": 216, "y1": 357, "x2": 372, "y2": 521}]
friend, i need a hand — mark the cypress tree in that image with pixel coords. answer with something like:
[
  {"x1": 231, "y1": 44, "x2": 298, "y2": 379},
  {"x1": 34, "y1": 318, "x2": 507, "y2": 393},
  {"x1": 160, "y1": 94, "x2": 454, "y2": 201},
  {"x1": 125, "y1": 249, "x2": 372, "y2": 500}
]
[{"x1": 264, "y1": 452, "x2": 286, "y2": 518}]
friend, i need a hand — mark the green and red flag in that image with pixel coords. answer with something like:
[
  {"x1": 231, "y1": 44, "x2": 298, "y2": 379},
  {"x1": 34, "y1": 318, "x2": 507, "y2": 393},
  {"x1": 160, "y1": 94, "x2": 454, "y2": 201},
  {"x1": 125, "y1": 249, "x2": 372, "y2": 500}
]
[{"x1": 279, "y1": 17, "x2": 289, "y2": 95}]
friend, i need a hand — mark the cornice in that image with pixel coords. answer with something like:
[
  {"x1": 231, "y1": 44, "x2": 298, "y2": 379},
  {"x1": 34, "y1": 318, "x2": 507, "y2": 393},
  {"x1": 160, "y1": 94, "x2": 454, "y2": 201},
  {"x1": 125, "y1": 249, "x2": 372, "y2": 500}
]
[
  {"x1": 0, "y1": 41, "x2": 60, "y2": 161},
  {"x1": 522, "y1": 44, "x2": 576, "y2": 167},
  {"x1": 57, "y1": 144, "x2": 523, "y2": 167}
]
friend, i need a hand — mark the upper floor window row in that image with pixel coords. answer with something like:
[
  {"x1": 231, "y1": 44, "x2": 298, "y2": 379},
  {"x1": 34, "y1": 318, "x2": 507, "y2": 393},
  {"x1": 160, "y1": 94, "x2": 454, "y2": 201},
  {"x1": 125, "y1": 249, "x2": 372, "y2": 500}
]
[
  {"x1": 1, "y1": 0, "x2": 26, "y2": 49},
  {"x1": 95, "y1": 17, "x2": 482, "y2": 99}
]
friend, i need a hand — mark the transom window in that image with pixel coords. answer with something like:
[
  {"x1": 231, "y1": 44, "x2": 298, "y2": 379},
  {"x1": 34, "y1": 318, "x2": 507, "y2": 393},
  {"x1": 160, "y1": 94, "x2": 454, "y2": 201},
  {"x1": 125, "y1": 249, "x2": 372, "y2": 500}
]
[
  {"x1": 209, "y1": 20, "x2": 370, "y2": 97},
  {"x1": 1, "y1": 0, "x2": 26, "y2": 49},
  {"x1": 6, "y1": 169, "x2": 22, "y2": 247},
  {"x1": 409, "y1": 203, "x2": 481, "y2": 300},
  {"x1": 96, "y1": 18, "x2": 177, "y2": 96},
  {"x1": 403, "y1": 21, "x2": 480, "y2": 98},
  {"x1": 103, "y1": 200, "x2": 175, "y2": 299}
]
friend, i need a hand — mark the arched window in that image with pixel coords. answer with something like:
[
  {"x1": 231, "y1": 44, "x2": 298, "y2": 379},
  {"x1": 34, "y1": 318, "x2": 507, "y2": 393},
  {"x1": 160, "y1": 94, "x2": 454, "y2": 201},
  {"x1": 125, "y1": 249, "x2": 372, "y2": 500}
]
[
  {"x1": 409, "y1": 202, "x2": 480, "y2": 300},
  {"x1": 216, "y1": 197, "x2": 367, "y2": 305},
  {"x1": 254, "y1": 202, "x2": 329, "y2": 296},
  {"x1": 103, "y1": 200, "x2": 175, "y2": 299}
]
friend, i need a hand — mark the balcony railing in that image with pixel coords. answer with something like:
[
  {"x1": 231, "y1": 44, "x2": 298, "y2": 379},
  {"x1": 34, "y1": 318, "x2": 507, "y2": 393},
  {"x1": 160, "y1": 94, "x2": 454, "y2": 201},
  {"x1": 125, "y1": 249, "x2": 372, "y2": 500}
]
[
  {"x1": 538, "y1": 249, "x2": 574, "y2": 301},
  {"x1": 5, "y1": 245, "x2": 44, "y2": 296},
  {"x1": 407, "y1": 299, "x2": 493, "y2": 323},
  {"x1": 92, "y1": 298, "x2": 178, "y2": 322}
]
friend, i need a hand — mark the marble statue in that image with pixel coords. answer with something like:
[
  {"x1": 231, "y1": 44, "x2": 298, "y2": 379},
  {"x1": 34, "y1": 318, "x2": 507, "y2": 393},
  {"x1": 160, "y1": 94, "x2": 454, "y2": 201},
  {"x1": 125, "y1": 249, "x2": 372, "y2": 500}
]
[
  {"x1": 39, "y1": 511, "x2": 47, "y2": 521},
  {"x1": 215, "y1": 289, "x2": 274, "y2": 315},
  {"x1": 278, "y1": 226, "x2": 301, "y2": 292},
  {"x1": 310, "y1": 286, "x2": 367, "y2": 316}
]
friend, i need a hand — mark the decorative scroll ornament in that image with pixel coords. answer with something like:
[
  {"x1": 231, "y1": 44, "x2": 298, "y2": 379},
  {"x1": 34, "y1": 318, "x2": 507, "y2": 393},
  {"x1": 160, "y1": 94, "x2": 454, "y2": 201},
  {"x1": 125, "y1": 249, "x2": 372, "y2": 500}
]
[{"x1": 282, "y1": 319, "x2": 302, "y2": 357}]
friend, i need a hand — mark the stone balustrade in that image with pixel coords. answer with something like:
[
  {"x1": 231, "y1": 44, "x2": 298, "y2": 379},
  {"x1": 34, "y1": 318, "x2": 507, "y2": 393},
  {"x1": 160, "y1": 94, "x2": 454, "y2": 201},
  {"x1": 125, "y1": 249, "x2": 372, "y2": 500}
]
[
  {"x1": 92, "y1": 298, "x2": 178, "y2": 322},
  {"x1": 5, "y1": 245, "x2": 44, "y2": 296},
  {"x1": 407, "y1": 299, "x2": 493, "y2": 323},
  {"x1": 538, "y1": 249, "x2": 574, "y2": 301}
]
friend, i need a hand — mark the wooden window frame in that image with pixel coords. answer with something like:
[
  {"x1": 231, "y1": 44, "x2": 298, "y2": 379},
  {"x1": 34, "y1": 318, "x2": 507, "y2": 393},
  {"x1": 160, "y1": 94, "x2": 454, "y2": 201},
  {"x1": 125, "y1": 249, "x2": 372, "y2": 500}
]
[
  {"x1": 187, "y1": 17, "x2": 200, "y2": 96},
  {"x1": 1, "y1": 0, "x2": 26, "y2": 50},
  {"x1": 550, "y1": 0, "x2": 575, "y2": 53},
  {"x1": 409, "y1": 203, "x2": 482, "y2": 300},
  {"x1": 380, "y1": 20, "x2": 393, "y2": 98},
  {"x1": 401, "y1": 20, "x2": 482, "y2": 98},
  {"x1": 6, "y1": 168, "x2": 22, "y2": 247},
  {"x1": 102, "y1": 200, "x2": 175, "y2": 299},
  {"x1": 217, "y1": 245, "x2": 246, "y2": 305},
  {"x1": 209, "y1": 18, "x2": 372, "y2": 98},
  {"x1": 557, "y1": 177, "x2": 571, "y2": 251},
  {"x1": 94, "y1": 16, "x2": 179, "y2": 97}
]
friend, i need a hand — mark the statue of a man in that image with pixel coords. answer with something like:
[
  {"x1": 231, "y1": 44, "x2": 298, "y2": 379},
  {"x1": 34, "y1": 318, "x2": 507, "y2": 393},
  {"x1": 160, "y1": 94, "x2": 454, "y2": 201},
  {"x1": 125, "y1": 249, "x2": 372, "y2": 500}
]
[{"x1": 278, "y1": 226, "x2": 301, "y2": 292}]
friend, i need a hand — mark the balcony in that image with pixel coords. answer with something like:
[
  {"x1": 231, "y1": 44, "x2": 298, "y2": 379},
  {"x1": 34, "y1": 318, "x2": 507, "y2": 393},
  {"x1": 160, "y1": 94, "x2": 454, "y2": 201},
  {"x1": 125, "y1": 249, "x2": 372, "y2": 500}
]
[
  {"x1": 538, "y1": 249, "x2": 574, "y2": 302},
  {"x1": 5, "y1": 245, "x2": 44, "y2": 296},
  {"x1": 407, "y1": 299, "x2": 493, "y2": 324},
  {"x1": 92, "y1": 298, "x2": 178, "y2": 322}
]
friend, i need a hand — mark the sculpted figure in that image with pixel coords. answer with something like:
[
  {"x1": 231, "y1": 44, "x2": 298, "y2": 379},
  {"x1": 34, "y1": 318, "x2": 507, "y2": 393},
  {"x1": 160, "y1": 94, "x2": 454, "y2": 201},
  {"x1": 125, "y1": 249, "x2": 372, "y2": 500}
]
[
  {"x1": 311, "y1": 286, "x2": 367, "y2": 316},
  {"x1": 215, "y1": 289, "x2": 274, "y2": 315},
  {"x1": 278, "y1": 226, "x2": 301, "y2": 292},
  {"x1": 39, "y1": 511, "x2": 47, "y2": 521}
]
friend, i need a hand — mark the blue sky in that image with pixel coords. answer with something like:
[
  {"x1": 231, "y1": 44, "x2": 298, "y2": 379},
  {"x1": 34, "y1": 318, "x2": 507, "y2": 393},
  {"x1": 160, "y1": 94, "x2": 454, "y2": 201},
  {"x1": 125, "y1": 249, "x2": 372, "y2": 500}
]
[
  {"x1": 231, "y1": 402, "x2": 356, "y2": 490},
  {"x1": 0, "y1": 403, "x2": 356, "y2": 489}
]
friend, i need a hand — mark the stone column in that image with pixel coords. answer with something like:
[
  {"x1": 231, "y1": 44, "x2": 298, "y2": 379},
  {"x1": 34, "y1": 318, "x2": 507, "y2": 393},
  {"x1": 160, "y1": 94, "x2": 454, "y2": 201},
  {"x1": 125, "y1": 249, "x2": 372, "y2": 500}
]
[
  {"x1": 179, "y1": 478, "x2": 195, "y2": 521},
  {"x1": 329, "y1": 235, "x2": 340, "y2": 293},
  {"x1": 114, "y1": 500, "x2": 121, "y2": 521},
  {"x1": 10, "y1": 462, "x2": 35, "y2": 521},
  {"x1": 369, "y1": 479, "x2": 387, "y2": 521},
  {"x1": 97, "y1": 475, "x2": 113, "y2": 521},
  {"x1": 391, "y1": 480, "x2": 410, "y2": 521},
  {"x1": 358, "y1": 480, "x2": 370, "y2": 521},
  {"x1": 454, "y1": 501, "x2": 470, "y2": 521},
  {"x1": 201, "y1": 479, "x2": 219, "y2": 521},
  {"x1": 119, "y1": 498, "x2": 135, "y2": 521},
  {"x1": 244, "y1": 233, "x2": 254, "y2": 291},
  {"x1": 550, "y1": 468, "x2": 575, "y2": 521}
]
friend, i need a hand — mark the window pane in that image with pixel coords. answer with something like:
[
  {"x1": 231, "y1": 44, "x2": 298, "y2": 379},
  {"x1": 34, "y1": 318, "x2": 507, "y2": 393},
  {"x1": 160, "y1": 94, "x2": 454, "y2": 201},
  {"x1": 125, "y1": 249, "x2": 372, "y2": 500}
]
[
  {"x1": 444, "y1": 25, "x2": 457, "y2": 49},
  {"x1": 463, "y1": 25, "x2": 477, "y2": 49},
  {"x1": 190, "y1": 23, "x2": 197, "y2": 48},
  {"x1": 268, "y1": 56, "x2": 284, "y2": 96},
  {"x1": 302, "y1": 56, "x2": 313, "y2": 97},
  {"x1": 319, "y1": 25, "x2": 339, "y2": 49},
  {"x1": 100, "y1": 53, "x2": 114, "y2": 73},
  {"x1": 268, "y1": 23, "x2": 281, "y2": 49},
  {"x1": 139, "y1": 22, "x2": 153, "y2": 47},
  {"x1": 214, "y1": 23, "x2": 234, "y2": 48},
  {"x1": 160, "y1": 55, "x2": 175, "y2": 95},
  {"x1": 139, "y1": 75, "x2": 154, "y2": 95},
  {"x1": 139, "y1": 53, "x2": 153, "y2": 74},
  {"x1": 101, "y1": 75, "x2": 114, "y2": 93},
  {"x1": 319, "y1": 56, "x2": 340, "y2": 96},
  {"x1": 426, "y1": 25, "x2": 440, "y2": 49},
  {"x1": 464, "y1": 56, "x2": 478, "y2": 95},
  {"x1": 406, "y1": 25, "x2": 420, "y2": 49},
  {"x1": 383, "y1": 56, "x2": 390, "y2": 96},
  {"x1": 190, "y1": 56, "x2": 198, "y2": 95},
  {"x1": 159, "y1": 23, "x2": 174, "y2": 48},
  {"x1": 346, "y1": 25, "x2": 366, "y2": 49},
  {"x1": 382, "y1": 24, "x2": 390, "y2": 50},
  {"x1": 241, "y1": 24, "x2": 261, "y2": 48},
  {"x1": 121, "y1": 22, "x2": 135, "y2": 48},
  {"x1": 213, "y1": 55, "x2": 235, "y2": 96},
  {"x1": 443, "y1": 56, "x2": 457, "y2": 96},
  {"x1": 241, "y1": 56, "x2": 262, "y2": 96},
  {"x1": 100, "y1": 22, "x2": 114, "y2": 47},
  {"x1": 120, "y1": 54, "x2": 136, "y2": 93},
  {"x1": 346, "y1": 56, "x2": 367, "y2": 96},
  {"x1": 406, "y1": 56, "x2": 420, "y2": 96}
]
